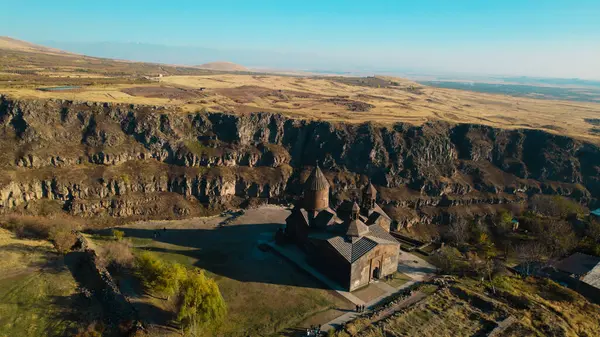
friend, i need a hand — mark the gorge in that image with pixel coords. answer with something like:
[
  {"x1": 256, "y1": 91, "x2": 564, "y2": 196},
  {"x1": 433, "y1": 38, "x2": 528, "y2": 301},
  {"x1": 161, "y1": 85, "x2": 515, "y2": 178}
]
[{"x1": 1, "y1": 95, "x2": 598, "y2": 227}]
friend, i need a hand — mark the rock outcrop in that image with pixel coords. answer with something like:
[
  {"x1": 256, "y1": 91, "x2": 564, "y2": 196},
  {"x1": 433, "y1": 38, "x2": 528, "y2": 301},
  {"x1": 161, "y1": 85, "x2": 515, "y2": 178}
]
[{"x1": 0, "y1": 96, "x2": 598, "y2": 221}]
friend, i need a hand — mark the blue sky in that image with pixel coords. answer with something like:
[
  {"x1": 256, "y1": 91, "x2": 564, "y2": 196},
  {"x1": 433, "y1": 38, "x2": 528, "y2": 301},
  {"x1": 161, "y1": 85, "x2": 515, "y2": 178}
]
[{"x1": 2, "y1": 0, "x2": 599, "y2": 78}]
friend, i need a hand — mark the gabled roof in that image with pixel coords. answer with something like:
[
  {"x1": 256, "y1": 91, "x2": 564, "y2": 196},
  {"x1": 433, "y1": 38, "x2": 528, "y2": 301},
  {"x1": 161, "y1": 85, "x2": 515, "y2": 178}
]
[
  {"x1": 372, "y1": 204, "x2": 391, "y2": 220},
  {"x1": 305, "y1": 165, "x2": 330, "y2": 191},
  {"x1": 313, "y1": 208, "x2": 340, "y2": 228},
  {"x1": 582, "y1": 263, "x2": 600, "y2": 289},
  {"x1": 555, "y1": 253, "x2": 600, "y2": 276},
  {"x1": 286, "y1": 207, "x2": 310, "y2": 228},
  {"x1": 363, "y1": 182, "x2": 377, "y2": 197},
  {"x1": 367, "y1": 224, "x2": 398, "y2": 244}
]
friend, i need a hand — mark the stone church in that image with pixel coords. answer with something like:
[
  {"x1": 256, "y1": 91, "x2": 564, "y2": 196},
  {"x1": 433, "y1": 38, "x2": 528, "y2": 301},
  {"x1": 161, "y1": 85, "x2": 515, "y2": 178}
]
[{"x1": 285, "y1": 166, "x2": 400, "y2": 291}]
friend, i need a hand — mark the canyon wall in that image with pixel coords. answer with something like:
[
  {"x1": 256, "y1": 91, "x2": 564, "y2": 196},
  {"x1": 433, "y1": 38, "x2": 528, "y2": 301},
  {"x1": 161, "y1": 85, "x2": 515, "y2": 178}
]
[{"x1": 1, "y1": 96, "x2": 598, "y2": 223}]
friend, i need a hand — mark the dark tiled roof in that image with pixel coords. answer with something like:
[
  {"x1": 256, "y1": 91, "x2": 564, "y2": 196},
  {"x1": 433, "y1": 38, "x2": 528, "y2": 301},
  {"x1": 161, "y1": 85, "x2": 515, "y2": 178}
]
[
  {"x1": 327, "y1": 236, "x2": 378, "y2": 263},
  {"x1": 286, "y1": 207, "x2": 310, "y2": 228},
  {"x1": 367, "y1": 224, "x2": 398, "y2": 244},
  {"x1": 372, "y1": 204, "x2": 391, "y2": 220},
  {"x1": 304, "y1": 166, "x2": 330, "y2": 191},
  {"x1": 555, "y1": 253, "x2": 600, "y2": 276},
  {"x1": 366, "y1": 212, "x2": 383, "y2": 225},
  {"x1": 314, "y1": 208, "x2": 336, "y2": 228}
]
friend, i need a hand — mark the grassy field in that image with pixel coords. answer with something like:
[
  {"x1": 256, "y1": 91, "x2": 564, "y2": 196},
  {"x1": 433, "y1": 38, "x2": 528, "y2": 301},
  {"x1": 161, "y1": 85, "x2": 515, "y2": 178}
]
[
  {"x1": 0, "y1": 229, "x2": 81, "y2": 337},
  {"x1": 91, "y1": 207, "x2": 352, "y2": 336}
]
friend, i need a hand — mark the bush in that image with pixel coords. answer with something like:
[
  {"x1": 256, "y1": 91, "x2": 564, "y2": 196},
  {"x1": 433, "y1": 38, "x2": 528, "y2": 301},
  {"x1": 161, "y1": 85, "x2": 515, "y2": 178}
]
[
  {"x1": 496, "y1": 210, "x2": 513, "y2": 234},
  {"x1": 136, "y1": 252, "x2": 187, "y2": 298},
  {"x1": 586, "y1": 220, "x2": 600, "y2": 242},
  {"x1": 99, "y1": 241, "x2": 134, "y2": 270},
  {"x1": 135, "y1": 252, "x2": 226, "y2": 332},
  {"x1": 112, "y1": 229, "x2": 125, "y2": 241},
  {"x1": 432, "y1": 246, "x2": 469, "y2": 275},
  {"x1": 74, "y1": 322, "x2": 104, "y2": 337},
  {"x1": 1, "y1": 215, "x2": 80, "y2": 254},
  {"x1": 176, "y1": 271, "x2": 227, "y2": 332},
  {"x1": 49, "y1": 226, "x2": 77, "y2": 254},
  {"x1": 2, "y1": 216, "x2": 53, "y2": 239},
  {"x1": 530, "y1": 195, "x2": 586, "y2": 219}
]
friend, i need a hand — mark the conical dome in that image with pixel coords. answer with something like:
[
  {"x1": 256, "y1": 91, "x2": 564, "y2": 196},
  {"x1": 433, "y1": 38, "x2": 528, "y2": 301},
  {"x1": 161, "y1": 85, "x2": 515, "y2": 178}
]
[
  {"x1": 363, "y1": 182, "x2": 377, "y2": 198},
  {"x1": 346, "y1": 219, "x2": 369, "y2": 237},
  {"x1": 305, "y1": 165, "x2": 330, "y2": 191}
]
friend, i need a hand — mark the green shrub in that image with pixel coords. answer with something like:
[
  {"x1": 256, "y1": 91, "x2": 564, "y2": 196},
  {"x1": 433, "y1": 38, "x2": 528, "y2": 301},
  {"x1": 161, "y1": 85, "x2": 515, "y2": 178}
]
[
  {"x1": 432, "y1": 246, "x2": 469, "y2": 275},
  {"x1": 49, "y1": 226, "x2": 77, "y2": 254},
  {"x1": 531, "y1": 195, "x2": 586, "y2": 219},
  {"x1": 496, "y1": 210, "x2": 513, "y2": 233},
  {"x1": 176, "y1": 270, "x2": 227, "y2": 332},
  {"x1": 135, "y1": 251, "x2": 226, "y2": 332},
  {"x1": 112, "y1": 229, "x2": 125, "y2": 241},
  {"x1": 136, "y1": 252, "x2": 187, "y2": 297}
]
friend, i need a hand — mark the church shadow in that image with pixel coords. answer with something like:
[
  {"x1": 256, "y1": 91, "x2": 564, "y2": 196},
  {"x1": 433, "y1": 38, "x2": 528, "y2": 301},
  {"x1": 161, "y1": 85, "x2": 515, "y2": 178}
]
[{"x1": 95, "y1": 223, "x2": 330, "y2": 290}]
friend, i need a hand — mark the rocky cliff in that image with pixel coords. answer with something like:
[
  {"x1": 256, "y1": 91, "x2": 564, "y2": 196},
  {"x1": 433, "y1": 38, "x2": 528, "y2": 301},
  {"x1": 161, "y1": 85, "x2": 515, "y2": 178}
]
[{"x1": 0, "y1": 96, "x2": 598, "y2": 223}]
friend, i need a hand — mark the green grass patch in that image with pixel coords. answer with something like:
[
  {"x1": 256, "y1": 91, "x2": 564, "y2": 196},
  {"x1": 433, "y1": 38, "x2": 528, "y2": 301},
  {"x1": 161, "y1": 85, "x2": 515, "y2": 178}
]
[
  {"x1": 0, "y1": 269, "x2": 79, "y2": 337},
  {"x1": 97, "y1": 229, "x2": 350, "y2": 336},
  {"x1": 184, "y1": 140, "x2": 220, "y2": 157}
]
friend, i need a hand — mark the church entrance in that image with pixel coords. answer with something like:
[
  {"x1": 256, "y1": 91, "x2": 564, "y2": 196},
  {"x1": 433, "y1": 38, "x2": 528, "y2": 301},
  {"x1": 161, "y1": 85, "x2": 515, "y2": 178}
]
[
  {"x1": 372, "y1": 266, "x2": 381, "y2": 279},
  {"x1": 370, "y1": 256, "x2": 382, "y2": 281}
]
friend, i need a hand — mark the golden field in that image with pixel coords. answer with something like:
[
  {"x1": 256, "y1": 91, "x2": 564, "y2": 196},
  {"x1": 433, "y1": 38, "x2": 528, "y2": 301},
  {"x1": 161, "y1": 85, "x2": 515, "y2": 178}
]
[{"x1": 2, "y1": 36, "x2": 600, "y2": 143}]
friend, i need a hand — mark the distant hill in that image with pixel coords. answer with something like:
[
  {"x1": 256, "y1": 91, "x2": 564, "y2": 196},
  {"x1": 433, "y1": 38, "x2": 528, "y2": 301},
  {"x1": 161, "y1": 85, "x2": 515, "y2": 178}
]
[
  {"x1": 0, "y1": 36, "x2": 75, "y2": 56},
  {"x1": 196, "y1": 62, "x2": 248, "y2": 72}
]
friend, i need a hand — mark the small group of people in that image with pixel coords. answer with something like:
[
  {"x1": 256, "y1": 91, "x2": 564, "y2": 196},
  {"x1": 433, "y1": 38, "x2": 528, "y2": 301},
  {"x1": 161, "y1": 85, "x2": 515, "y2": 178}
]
[
  {"x1": 152, "y1": 227, "x2": 168, "y2": 239},
  {"x1": 305, "y1": 325, "x2": 321, "y2": 336},
  {"x1": 355, "y1": 304, "x2": 367, "y2": 312},
  {"x1": 383, "y1": 274, "x2": 393, "y2": 281}
]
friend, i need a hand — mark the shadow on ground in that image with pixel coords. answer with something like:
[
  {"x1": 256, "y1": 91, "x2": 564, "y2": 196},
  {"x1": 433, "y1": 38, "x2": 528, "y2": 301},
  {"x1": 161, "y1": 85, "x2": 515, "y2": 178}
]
[{"x1": 96, "y1": 223, "x2": 329, "y2": 290}]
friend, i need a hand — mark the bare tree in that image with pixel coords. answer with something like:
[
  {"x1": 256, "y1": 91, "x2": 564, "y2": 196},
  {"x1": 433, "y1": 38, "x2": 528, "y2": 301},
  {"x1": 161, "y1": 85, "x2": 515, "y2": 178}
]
[
  {"x1": 541, "y1": 219, "x2": 577, "y2": 257},
  {"x1": 448, "y1": 218, "x2": 470, "y2": 245},
  {"x1": 515, "y1": 242, "x2": 547, "y2": 276},
  {"x1": 482, "y1": 258, "x2": 505, "y2": 294}
]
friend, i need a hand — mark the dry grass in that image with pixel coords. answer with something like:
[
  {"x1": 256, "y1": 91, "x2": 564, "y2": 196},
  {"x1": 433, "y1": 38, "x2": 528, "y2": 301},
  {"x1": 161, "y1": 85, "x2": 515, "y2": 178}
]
[
  {"x1": 97, "y1": 240, "x2": 135, "y2": 270},
  {"x1": 0, "y1": 215, "x2": 82, "y2": 253},
  {"x1": 0, "y1": 228, "x2": 54, "y2": 273},
  {"x1": 2, "y1": 40, "x2": 600, "y2": 143},
  {"x1": 3, "y1": 71, "x2": 600, "y2": 143},
  {"x1": 349, "y1": 276, "x2": 600, "y2": 337}
]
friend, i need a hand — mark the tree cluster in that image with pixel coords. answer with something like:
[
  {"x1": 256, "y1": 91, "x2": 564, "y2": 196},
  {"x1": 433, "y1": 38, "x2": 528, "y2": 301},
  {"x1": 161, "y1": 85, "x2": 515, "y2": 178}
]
[{"x1": 135, "y1": 252, "x2": 226, "y2": 333}]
